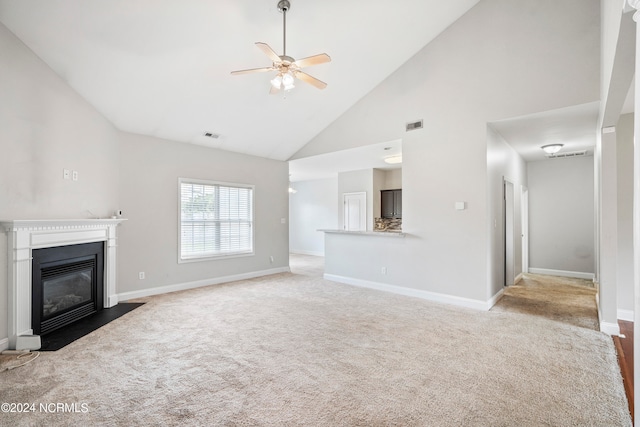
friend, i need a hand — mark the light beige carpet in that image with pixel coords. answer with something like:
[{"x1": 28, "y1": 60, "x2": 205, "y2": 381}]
[
  {"x1": 491, "y1": 273, "x2": 599, "y2": 331},
  {"x1": 0, "y1": 257, "x2": 630, "y2": 426}
]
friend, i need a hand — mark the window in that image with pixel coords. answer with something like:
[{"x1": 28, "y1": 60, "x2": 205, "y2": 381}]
[{"x1": 179, "y1": 178, "x2": 254, "y2": 261}]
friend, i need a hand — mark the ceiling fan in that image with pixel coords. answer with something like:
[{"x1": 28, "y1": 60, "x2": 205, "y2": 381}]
[{"x1": 231, "y1": 0, "x2": 331, "y2": 94}]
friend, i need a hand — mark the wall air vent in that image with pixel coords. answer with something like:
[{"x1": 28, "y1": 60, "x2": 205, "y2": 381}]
[
  {"x1": 546, "y1": 150, "x2": 588, "y2": 159},
  {"x1": 405, "y1": 120, "x2": 423, "y2": 132}
]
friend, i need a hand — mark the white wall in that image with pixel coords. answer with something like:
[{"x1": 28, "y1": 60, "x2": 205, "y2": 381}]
[
  {"x1": 616, "y1": 113, "x2": 634, "y2": 315},
  {"x1": 0, "y1": 22, "x2": 119, "y2": 220},
  {"x1": 383, "y1": 169, "x2": 402, "y2": 190},
  {"x1": 372, "y1": 169, "x2": 386, "y2": 219},
  {"x1": 527, "y1": 156, "x2": 595, "y2": 275},
  {"x1": 486, "y1": 125, "x2": 527, "y2": 297},
  {"x1": 0, "y1": 22, "x2": 120, "y2": 343},
  {"x1": 117, "y1": 132, "x2": 289, "y2": 296},
  {"x1": 289, "y1": 178, "x2": 338, "y2": 256},
  {"x1": 294, "y1": 0, "x2": 599, "y2": 303}
]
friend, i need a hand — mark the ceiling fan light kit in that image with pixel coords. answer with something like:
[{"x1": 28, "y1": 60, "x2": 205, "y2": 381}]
[
  {"x1": 272, "y1": 71, "x2": 295, "y2": 91},
  {"x1": 231, "y1": 0, "x2": 331, "y2": 94}
]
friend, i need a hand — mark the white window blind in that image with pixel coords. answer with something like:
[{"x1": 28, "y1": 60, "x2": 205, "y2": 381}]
[{"x1": 179, "y1": 179, "x2": 254, "y2": 260}]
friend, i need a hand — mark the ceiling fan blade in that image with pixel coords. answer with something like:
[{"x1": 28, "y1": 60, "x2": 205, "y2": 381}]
[
  {"x1": 295, "y1": 71, "x2": 327, "y2": 90},
  {"x1": 255, "y1": 42, "x2": 282, "y2": 63},
  {"x1": 294, "y1": 53, "x2": 331, "y2": 68},
  {"x1": 230, "y1": 66, "x2": 275, "y2": 75}
]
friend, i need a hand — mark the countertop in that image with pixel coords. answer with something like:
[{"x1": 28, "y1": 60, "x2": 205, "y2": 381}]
[{"x1": 318, "y1": 229, "x2": 406, "y2": 237}]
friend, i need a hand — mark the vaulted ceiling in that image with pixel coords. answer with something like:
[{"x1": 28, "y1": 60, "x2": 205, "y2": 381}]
[{"x1": 0, "y1": 0, "x2": 480, "y2": 161}]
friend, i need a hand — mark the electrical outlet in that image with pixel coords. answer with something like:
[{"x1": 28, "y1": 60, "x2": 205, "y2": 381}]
[
  {"x1": 63, "y1": 169, "x2": 70, "y2": 180},
  {"x1": 381, "y1": 267, "x2": 387, "y2": 275},
  {"x1": 139, "y1": 272, "x2": 145, "y2": 280},
  {"x1": 72, "y1": 171, "x2": 78, "y2": 181}
]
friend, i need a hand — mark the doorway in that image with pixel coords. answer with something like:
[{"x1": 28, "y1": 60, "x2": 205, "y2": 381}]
[{"x1": 343, "y1": 192, "x2": 366, "y2": 231}]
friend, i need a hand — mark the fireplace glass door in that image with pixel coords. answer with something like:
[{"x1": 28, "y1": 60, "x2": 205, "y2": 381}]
[{"x1": 42, "y1": 265, "x2": 94, "y2": 320}]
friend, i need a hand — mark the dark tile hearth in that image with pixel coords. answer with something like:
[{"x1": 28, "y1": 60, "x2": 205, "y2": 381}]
[{"x1": 39, "y1": 303, "x2": 144, "y2": 351}]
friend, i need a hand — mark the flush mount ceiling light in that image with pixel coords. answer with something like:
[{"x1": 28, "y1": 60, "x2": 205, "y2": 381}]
[
  {"x1": 231, "y1": 0, "x2": 331, "y2": 94},
  {"x1": 541, "y1": 144, "x2": 564, "y2": 154},
  {"x1": 384, "y1": 155, "x2": 403, "y2": 165}
]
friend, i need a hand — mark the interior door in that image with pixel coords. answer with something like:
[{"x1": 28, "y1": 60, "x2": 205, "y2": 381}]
[
  {"x1": 344, "y1": 192, "x2": 367, "y2": 231},
  {"x1": 504, "y1": 179, "x2": 515, "y2": 286},
  {"x1": 521, "y1": 186, "x2": 529, "y2": 274}
]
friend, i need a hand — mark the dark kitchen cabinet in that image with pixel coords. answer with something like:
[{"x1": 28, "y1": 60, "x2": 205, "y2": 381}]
[{"x1": 381, "y1": 189, "x2": 402, "y2": 219}]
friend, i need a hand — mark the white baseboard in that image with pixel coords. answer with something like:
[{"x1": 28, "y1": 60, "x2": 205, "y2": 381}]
[
  {"x1": 290, "y1": 250, "x2": 324, "y2": 257},
  {"x1": 0, "y1": 338, "x2": 8, "y2": 352},
  {"x1": 118, "y1": 267, "x2": 290, "y2": 301},
  {"x1": 528, "y1": 268, "x2": 595, "y2": 280},
  {"x1": 324, "y1": 274, "x2": 496, "y2": 311},
  {"x1": 488, "y1": 288, "x2": 505, "y2": 309},
  {"x1": 617, "y1": 309, "x2": 634, "y2": 322},
  {"x1": 600, "y1": 321, "x2": 621, "y2": 336},
  {"x1": 593, "y1": 293, "x2": 622, "y2": 335},
  {"x1": 514, "y1": 273, "x2": 523, "y2": 285}
]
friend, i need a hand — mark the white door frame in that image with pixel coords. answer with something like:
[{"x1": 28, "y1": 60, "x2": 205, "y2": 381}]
[
  {"x1": 521, "y1": 185, "x2": 529, "y2": 274},
  {"x1": 504, "y1": 178, "x2": 515, "y2": 287}
]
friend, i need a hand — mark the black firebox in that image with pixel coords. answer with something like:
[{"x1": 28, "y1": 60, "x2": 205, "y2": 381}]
[{"x1": 32, "y1": 242, "x2": 104, "y2": 335}]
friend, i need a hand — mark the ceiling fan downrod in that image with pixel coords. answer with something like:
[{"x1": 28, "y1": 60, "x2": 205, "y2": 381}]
[{"x1": 278, "y1": 0, "x2": 290, "y2": 56}]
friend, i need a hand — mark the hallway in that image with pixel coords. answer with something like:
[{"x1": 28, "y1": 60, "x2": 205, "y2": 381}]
[{"x1": 491, "y1": 273, "x2": 598, "y2": 331}]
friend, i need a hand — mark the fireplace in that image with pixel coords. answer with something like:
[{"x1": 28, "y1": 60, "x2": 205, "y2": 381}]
[
  {"x1": 32, "y1": 242, "x2": 104, "y2": 335},
  {"x1": 2, "y1": 219, "x2": 125, "y2": 349}
]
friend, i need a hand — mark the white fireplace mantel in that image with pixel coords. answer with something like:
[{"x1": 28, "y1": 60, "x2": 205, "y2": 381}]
[{"x1": 2, "y1": 219, "x2": 125, "y2": 349}]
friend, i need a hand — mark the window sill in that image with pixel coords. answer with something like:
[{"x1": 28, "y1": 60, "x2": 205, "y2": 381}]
[{"x1": 178, "y1": 252, "x2": 255, "y2": 264}]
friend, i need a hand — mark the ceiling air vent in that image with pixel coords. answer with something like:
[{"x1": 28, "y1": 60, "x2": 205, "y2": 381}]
[
  {"x1": 406, "y1": 120, "x2": 423, "y2": 132},
  {"x1": 547, "y1": 150, "x2": 588, "y2": 159}
]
